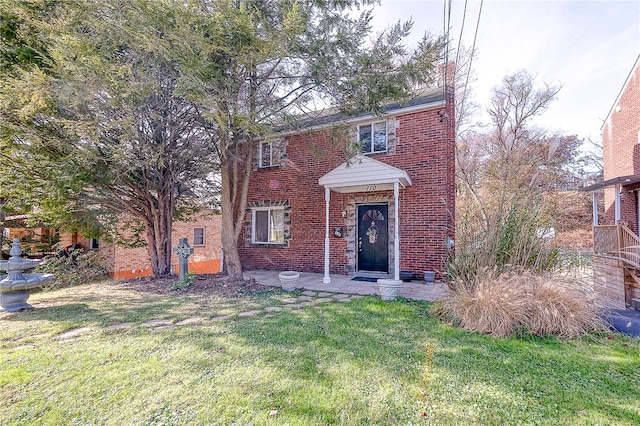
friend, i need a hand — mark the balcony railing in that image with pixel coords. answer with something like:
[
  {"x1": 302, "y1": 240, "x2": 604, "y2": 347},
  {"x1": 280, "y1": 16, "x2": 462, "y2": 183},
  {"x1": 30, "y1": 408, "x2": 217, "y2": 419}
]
[{"x1": 593, "y1": 223, "x2": 640, "y2": 269}]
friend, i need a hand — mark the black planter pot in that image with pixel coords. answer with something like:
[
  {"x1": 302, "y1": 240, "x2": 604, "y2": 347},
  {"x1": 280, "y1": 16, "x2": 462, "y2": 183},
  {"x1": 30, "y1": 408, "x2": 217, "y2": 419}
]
[{"x1": 399, "y1": 270, "x2": 414, "y2": 282}]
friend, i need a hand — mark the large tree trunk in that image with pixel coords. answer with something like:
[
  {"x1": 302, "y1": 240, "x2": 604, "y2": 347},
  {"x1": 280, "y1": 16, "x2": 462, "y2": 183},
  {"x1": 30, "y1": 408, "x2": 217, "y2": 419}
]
[
  {"x1": 143, "y1": 186, "x2": 174, "y2": 276},
  {"x1": 220, "y1": 133, "x2": 254, "y2": 281},
  {"x1": 157, "y1": 175, "x2": 174, "y2": 275}
]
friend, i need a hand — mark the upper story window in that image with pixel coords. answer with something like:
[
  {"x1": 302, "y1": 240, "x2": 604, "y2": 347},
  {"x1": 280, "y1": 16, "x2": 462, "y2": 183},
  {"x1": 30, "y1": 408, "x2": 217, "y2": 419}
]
[
  {"x1": 359, "y1": 121, "x2": 387, "y2": 154},
  {"x1": 193, "y1": 227, "x2": 205, "y2": 246},
  {"x1": 252, "y1": 207, "x2": 285, "y2": 244},
  {"x1": 259, "y1": 140, "x2": 282, "y2": 168}
]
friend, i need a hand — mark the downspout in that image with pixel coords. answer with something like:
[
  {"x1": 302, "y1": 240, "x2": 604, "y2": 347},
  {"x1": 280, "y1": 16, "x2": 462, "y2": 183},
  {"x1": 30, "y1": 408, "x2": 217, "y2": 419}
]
[{"x1": 615, "y1": 183, "x2": 621, "y2": 222}]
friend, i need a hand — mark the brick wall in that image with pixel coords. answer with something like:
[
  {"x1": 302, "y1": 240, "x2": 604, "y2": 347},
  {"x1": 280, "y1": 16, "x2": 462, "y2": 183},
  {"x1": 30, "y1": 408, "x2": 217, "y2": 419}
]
[
  {"x1": 239, "y1": 91, "x2": 455, "y2": 277},
  {"x1": 602, "y1": 59, "x2": 640, "y2": 229},
  {"x1": 59, "y1": 210, "x2": 222, "y2": 278}
]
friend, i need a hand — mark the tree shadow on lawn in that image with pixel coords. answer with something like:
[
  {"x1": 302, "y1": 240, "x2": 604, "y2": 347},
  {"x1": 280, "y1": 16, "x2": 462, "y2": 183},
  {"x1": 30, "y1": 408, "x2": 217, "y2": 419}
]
[
  {"x1": 1, "y1": 293, "x2": 639, "y2": 424},
  {"x1": 2, "y1": 283, "x2": 279, "y2": 330},
  {"x1": 178, "y1": 298, "x2": 440, "y2": 423},
  {"x1": 1, "y1": 297, "x2": 193, "y2": 331},
  {"x1": 205, "y1": 298, "x2": 640, "y2": 424}
]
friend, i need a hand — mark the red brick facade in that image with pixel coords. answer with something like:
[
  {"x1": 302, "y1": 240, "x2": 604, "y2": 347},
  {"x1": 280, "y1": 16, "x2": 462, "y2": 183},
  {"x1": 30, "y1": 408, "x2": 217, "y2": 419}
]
[
  {"x1": 59, "y1": 210, "x2": 222, "y2": 278},
  {"x1": 602, "y1": 56, "x2": 640, "y2": 231},
  {"x1": 238, "y1": 89, "x2": 455, "y2": 278}
]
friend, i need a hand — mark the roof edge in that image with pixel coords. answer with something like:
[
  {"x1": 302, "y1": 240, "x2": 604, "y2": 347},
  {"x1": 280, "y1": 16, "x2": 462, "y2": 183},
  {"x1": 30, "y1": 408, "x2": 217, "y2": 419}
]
[
  {"x1": 277, "y1": 90, "x2": 447, "y2": 137},
  {"x1": 601, "y1": 54, "x2": 640, "y2": 131},
  {"x1": 578, "y1": 174, "x2": 640, "y2": 192}
]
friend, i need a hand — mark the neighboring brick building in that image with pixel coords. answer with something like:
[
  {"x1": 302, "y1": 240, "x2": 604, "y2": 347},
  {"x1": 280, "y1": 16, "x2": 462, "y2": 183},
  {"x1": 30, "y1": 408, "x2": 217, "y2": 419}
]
[
  {"x1": 581, "y1": 55, "x2": 640, "y2": 310},
  {"x1": 583, "y1": 55, "x2": 640, "y2": 230},
  {"x1": 59, "y1": 210, "x2": 222, "y2": 278},
  {"x1": 238, "y1": 86, "x2": 455, "y2": 282},
  {"x1": 604, "y1": 55, "x2": 640, "y2": 230}
]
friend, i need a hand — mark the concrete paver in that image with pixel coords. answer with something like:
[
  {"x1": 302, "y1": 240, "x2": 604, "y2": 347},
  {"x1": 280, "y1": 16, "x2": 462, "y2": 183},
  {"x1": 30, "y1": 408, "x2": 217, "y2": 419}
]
[
  {"x1": 238, "y1": 310, "x2": 262, "y2": 317},
  {"x1": 283, "y1": 303, "x2": 303, "y2": 309},
  {"x1": 211, "y1": 315, "x2": 233, "y2": 321},
  {"x1": 58, "y1": 327, "x2": 92, "y2": 339},
  {"x1": 105, "y1": 322, "x2": 136, "y2": 329},
  {"x1": 175, "y1": 317, "x2": 203, "y2": 326},
  {"x1": 141, "y1": 319, "x2": 173, "y2": 327},
  {"x1": 331, "y1": 294, "x2": 350, "y2": 300},
  {"x1": 153, "y1": 325, "x2": 176, "y2": 331}
]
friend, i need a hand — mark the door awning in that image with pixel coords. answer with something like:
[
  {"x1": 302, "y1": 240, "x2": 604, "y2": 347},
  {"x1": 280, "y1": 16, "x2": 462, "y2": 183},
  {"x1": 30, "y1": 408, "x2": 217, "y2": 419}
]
[
  {"x1": 318, "y1": 154, "x2": 412, "y2": 193},
  {"x1": 579, "y1": 174, "x2": 640, "y2": 192}
]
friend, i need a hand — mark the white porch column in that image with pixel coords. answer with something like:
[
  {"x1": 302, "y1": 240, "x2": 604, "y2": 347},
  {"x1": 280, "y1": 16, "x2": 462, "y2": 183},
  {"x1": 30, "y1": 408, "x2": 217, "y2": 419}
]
[
  {"x1": 615, "y1": 184, "x2": 621, "y2": 222},
  {"x1": 592, "y1": 192, "x2": 599, "y2": 226},
  {"x1": 394, "y1": 182, "x2": 400, "y2": 281},
  {"x1": 323, "y1": 187, "x2": 331, "y2": 284}
]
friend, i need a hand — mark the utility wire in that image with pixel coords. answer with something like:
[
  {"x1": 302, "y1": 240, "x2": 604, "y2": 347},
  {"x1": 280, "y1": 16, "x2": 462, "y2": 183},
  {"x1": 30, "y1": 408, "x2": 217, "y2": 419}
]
[
  {"x1": 458, "y1": 0, "x2": 483, "y2": 134},
  {"x1": 443, "y1": 0, "x2": 452, "y2": 88},
  {"x1": 455, "y1": 0, "x2": 469, "y2": 69}
]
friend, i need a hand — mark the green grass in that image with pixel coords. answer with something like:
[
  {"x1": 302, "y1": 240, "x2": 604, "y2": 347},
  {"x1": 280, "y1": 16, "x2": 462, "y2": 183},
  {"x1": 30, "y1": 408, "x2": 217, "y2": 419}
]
[{"x1": 1, "y1": 281, "x2": 639, "y2": 425}]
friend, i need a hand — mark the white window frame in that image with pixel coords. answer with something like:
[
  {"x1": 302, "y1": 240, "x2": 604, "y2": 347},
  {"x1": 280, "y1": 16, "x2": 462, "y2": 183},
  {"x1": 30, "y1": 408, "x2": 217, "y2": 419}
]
[
  {"x1": 251, "y1": 207, "x2": 285, "y2": 244},
  {"x1": 193, "y1": 227, "x2": 205, "y2": 246},
  {"x1": 358, "y1": 121, "x2": 388, "y2": 154},
  {"x1": 259, "y1": 140, "x2": 279, "y2": 168}
]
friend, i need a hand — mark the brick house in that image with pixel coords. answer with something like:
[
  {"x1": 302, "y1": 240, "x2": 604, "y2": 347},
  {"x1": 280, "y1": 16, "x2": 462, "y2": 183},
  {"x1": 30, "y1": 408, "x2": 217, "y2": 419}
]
[
  {"x1": 238, "y1": 87, "x2": 455, "y2": 283},
  {"x1": 7, "y1": 210, "x2": 222, "y2": 278},
  {"x1": 581, "y1": 55, "x2": 640, "y2": 309},
  {"x1": 584, "y1": 55, "x2": 640, "y2": 229}
]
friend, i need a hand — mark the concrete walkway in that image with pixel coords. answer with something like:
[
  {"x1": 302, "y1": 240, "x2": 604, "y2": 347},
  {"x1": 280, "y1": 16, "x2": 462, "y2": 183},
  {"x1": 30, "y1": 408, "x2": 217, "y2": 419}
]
[
  {"x1": 243, "y1": 270, "x2": 449, "y2": 301},
  {"x1": 57, "y1": 291, "x2": 371, "y2": 339}
]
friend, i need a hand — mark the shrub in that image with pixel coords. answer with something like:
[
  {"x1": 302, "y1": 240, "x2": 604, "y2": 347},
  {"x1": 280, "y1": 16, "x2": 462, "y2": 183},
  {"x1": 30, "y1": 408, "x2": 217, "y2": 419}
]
[
  {"x1": 35, "y1": 249, "x2": 109, "y2": 290},
  {"x1": 447, "y1": 198, "x2": 560, "y2": 293},
  {"x1": 431, "y1": 270, "x2": 606, "y2": 338},
  {"x1": 171, "y1": 272, "x2": 196, "y2": 290}
]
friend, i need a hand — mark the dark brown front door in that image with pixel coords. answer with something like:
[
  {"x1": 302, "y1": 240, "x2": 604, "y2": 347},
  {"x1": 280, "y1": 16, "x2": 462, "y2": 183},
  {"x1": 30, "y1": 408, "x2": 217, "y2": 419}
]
[{"x1": 357, "y1": 205, "x2": 388, "y2": 272}]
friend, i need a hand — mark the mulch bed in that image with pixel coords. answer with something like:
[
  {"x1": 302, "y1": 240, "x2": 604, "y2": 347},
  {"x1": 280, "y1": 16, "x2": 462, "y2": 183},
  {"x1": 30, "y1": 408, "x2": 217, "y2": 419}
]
[{"x1": 113, "y1": 273, "x2": 274, "y2": 297}]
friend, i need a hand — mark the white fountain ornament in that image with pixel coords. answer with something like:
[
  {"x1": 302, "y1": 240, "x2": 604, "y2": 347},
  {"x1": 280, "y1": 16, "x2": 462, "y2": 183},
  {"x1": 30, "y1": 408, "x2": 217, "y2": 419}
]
[{"x1": 0, "y1": 238, "x2": 54, "y2": 312}]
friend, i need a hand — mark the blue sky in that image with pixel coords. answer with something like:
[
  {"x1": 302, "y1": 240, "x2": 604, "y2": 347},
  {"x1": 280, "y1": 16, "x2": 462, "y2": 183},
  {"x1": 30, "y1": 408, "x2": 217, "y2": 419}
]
[{"x1": 370, "y1": 0, "x2": 640, "y2": 141}]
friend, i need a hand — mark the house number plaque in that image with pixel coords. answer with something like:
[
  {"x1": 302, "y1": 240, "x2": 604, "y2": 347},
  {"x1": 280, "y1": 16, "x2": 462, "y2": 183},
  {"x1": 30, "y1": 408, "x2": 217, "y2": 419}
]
[{"x1": 365, "y1": 185, "x2": 377, "y2": 191}]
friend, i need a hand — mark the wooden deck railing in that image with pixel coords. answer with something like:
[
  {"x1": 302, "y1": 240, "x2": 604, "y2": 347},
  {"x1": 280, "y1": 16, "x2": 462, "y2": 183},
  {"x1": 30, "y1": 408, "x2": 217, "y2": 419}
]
[
  {"x1": 593, "y1": 223, "x2": 640, "y2": 270},
  {"x1": 593, "y1": 225, "x2": 619, "y2": 255}
]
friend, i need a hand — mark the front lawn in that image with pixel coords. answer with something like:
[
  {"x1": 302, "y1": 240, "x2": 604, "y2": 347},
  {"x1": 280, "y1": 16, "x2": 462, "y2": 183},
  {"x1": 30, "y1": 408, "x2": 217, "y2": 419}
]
[{"x1": 1, "y1": 280, "x2": 639, "y2": 425}]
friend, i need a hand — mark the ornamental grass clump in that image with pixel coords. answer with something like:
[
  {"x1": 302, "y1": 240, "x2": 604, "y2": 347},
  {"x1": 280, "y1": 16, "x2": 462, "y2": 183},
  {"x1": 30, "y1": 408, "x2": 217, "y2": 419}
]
[
  {"x1": 431, "y1": 269, "x2": 606, "y2": 338},
  {"x1": 526, "y1": 279, "x2": 604, "y2": 338}
]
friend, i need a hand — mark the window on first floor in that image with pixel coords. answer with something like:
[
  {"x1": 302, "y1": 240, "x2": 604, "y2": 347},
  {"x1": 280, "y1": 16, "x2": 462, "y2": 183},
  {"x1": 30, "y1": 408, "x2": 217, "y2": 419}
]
[
  {"x1": 358, "y1": 121, "x2": 387, "y2": 154},
  {"x1": 193, "y1": 227, "x2": 205, "y2": 246},
  {"x1": 89, "y1": 238, "x2": 99, "y2": 250},
  {"x1": 259, "y1": 140, "x2": 283, "y2": 168},
  {"x1": 252, "y1": 207, "x2": 285, "y2": 244}
]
